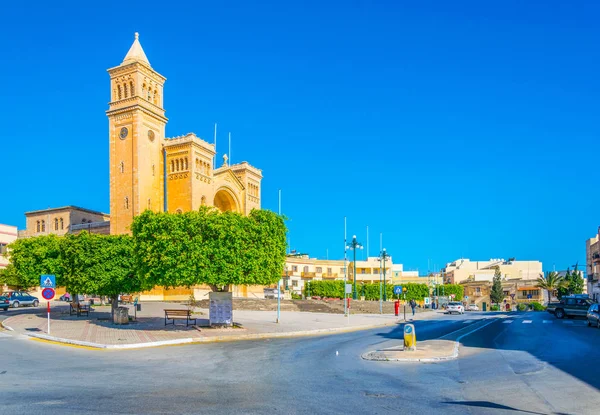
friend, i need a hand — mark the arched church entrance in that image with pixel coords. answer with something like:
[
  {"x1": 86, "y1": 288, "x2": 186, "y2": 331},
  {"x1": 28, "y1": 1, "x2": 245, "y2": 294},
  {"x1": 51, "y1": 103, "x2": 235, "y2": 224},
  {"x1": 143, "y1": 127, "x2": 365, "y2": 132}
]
[{"x1": 214, "y1": 188, "x2": 239, "y2": 212}]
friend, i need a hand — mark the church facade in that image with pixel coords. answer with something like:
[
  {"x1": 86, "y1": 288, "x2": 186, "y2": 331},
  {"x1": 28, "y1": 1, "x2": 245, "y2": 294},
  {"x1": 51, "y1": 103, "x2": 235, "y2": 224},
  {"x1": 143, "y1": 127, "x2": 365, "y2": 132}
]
[{"x1": 107, "y1": 33, "x2": 262, "y2": 235}]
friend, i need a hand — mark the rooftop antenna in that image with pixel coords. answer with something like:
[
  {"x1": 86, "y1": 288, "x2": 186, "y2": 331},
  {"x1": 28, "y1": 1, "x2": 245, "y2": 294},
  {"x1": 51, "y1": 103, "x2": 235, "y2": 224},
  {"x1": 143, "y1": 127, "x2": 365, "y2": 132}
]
[
  {"x1": 366, "y1": 225, "x2": 369, "y2": 258},
  {"x1": 213, "y1": 123, "x2": 217, "y2": 166}
]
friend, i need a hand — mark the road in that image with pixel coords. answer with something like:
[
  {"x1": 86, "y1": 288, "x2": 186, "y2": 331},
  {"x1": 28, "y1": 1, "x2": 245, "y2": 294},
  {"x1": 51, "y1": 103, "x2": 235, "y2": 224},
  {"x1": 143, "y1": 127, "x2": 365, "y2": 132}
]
[{"x1": 1, "y1": 310, "x2": 599, "y2": 414}]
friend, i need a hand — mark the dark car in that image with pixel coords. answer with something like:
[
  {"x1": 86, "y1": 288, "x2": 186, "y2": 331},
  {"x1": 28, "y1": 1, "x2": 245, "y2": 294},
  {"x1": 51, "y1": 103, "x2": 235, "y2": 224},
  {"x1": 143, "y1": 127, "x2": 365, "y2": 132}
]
[
  {"x1": 0, "y1": 296, "x2": 9, "y2": 311},
  {"x1": 1, "y1": 291, "x2": 40, "y2": 308},
  {"x1": 587, "y1": 304, "x2": 600, "y2": 328},
  {"x1": 547, "y1": 295, "x2": 593, "y2": 319}
]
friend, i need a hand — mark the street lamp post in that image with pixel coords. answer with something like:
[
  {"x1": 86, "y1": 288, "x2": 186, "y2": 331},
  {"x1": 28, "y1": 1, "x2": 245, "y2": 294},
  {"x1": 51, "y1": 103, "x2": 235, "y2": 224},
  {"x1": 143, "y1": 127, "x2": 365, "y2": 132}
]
[
  {"x1": 381, "y1": 248, "x2": 391, "y2": 301},
  {"x1": 346, "y1": 235, "x2": 363, "y2": 300}
]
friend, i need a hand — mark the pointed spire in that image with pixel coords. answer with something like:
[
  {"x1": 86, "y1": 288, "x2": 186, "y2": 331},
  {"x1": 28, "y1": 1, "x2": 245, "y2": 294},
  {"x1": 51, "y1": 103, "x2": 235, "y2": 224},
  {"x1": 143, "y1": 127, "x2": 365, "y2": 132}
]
[{"x1": 122, "y1": 32, "x2": 150, "y2": 66}]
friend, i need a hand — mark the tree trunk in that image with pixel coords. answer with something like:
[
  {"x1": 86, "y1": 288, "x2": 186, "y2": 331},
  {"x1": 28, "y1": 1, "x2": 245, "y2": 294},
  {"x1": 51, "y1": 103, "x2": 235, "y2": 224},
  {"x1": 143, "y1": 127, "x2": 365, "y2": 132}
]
[{"x1": 111, "y1": 294, "x2": 119, "y2": 319}]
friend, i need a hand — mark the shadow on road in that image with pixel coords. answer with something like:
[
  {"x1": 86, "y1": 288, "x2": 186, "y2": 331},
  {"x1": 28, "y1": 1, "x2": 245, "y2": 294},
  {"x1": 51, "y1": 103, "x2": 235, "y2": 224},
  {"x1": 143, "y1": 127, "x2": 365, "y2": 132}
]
[{"x1": 442, "y1": 400, "x2": 549, "y2": 415}]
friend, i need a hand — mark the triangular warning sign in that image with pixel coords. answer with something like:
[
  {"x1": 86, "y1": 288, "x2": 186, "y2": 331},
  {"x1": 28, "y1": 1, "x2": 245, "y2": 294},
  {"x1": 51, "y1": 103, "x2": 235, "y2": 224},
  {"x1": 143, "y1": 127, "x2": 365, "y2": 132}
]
[{"x1": 43, "y1": 277, "x2": 53, "y2": 286}]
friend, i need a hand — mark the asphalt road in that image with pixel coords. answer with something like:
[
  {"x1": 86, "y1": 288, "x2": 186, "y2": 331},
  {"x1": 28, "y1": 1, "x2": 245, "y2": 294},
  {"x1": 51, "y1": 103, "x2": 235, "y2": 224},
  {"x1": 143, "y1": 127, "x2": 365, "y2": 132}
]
[{"x1": 1, "y1": 310, "x2": 599, "y2": 414}]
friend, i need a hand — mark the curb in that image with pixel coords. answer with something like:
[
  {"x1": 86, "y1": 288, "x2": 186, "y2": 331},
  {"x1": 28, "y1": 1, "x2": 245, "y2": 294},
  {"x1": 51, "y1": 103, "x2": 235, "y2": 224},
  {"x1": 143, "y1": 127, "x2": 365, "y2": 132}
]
[
  {"x1": 362, "y1": 317, "x2": 500, "y2": 362},
  {"x1": 0, "y1": 320, "x2": 14, "y2": 331},
  {"x1": 26, "y1": 321, "x2": 399, "y2": 350}
]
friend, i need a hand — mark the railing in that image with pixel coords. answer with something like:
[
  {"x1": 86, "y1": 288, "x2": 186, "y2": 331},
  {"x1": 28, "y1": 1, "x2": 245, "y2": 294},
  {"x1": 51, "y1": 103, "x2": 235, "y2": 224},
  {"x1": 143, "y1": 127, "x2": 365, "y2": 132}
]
[{"x1": 70, "y1": 221, "x2": 110, "y2": 231}]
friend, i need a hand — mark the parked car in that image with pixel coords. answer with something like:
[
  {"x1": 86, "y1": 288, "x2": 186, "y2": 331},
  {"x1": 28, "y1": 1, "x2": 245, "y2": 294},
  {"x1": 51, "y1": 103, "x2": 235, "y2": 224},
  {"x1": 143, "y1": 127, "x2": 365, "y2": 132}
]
[
  {"x1": 0, "y1": 296, "x2": 9, "y2": 311},
  {"x1": 59, "y1": 293, "x2": 71, "y2": 302},
  {"x1": 1, "y1": 291, "x2": 40, "y2": 308},
  {"x1": 447, "y1": 302, "x2": 464, "y2": 314},
  {"x1": 547, "y1": 295, "x2": 594, "y2": 319},
  {"x1": 467, "y1": 304, "x2": 479, "y2": 311},
  {"x1": 587, "y1": 303, "x2": 600, "y2": 328}
]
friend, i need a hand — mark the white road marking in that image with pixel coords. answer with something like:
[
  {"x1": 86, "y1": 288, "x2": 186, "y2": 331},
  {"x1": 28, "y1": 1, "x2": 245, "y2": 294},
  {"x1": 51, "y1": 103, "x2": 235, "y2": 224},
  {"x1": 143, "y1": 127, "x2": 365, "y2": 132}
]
[
  {"x1": 503, "y1": 320, "x2": 513, "y2": 324},
  {"x1": 543, "y1": 320, "x2": 553, "y2": 324},
  {"x1": 462, "y1": 320, "x2": 473, "y2": 324},
  {"x1": 0, "y1": 331, "x2": 11, "y2": 338},
  {"x1": 563, "y1": 320, "x2": 574, "y2": 325},
  {"x1": 522, "y1": 320, "x2": 533, "y2": 324}
]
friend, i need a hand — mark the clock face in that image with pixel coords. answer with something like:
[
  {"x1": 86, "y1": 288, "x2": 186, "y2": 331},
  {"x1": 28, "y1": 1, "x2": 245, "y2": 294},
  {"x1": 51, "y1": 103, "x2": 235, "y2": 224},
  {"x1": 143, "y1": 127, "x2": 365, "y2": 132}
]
[
  {"x1": 148, "y1": 130, "x2": 155, "y2": 141},
  {"x1": 119, "y1": 127, "x2": 128, "y2": 140}
]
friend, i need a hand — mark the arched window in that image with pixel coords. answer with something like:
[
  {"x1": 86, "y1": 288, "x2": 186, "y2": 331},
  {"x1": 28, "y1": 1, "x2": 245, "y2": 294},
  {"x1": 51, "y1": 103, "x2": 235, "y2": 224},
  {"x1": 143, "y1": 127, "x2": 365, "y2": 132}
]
[
  {"x1": 147, "y1": 198, "x2": 151, "y2": 210},
  {"x1": 142, "y1": 83, "x2": 146, "y2": 97},
  {"x1": 176, "y1": 209, "x2": 183, "y2": 214},
  {"x1": 60, "y1": 218, "x2": 64, "y2": 230},
  {"x1": 54, "y1": 218, "x2": 59, "y2": 231},
  {"x1": 184, "y1": 158, "x2": 188, "y2": 170},
  {"x1": 41, "y1": 220, "x2": 45, "y2": 232},
  {"x1": 201, "y1": 196, "x2": 206, "y2": 206},
  {"x1": 117, "y1": 85, "x2": 122, "y2": 100},
  {"x1": 152, "y1": 164, "x2": 155, "y2": 176},
  {"x1": 120, "y1": 161, "x2": 124, "y2": 173},
  {"x1": 303, "y1": 266, "x2": 309, "y2": 273},
  {"x1": 124, "y1": 83, "x2": 128, "y2": 98},
  {"x1": 171, "y1": 160, "x2": 175, "y2": 172},
  {"x1": 195, "y1": 158, "x2": 199, "y2": 169},
  {"x1": 147, "y1": 89, "x2": 152, "y2": 101},
  {"x1": 125, "y1": 197, "x2": 129, "y2": 210},
  {"x1": 130, "y1": 81, "x2": 134, "y2": 97},
  {"x1": 175, "y1": 159, "x2": 180, "y2": 171},
  {"x1": 36, "y1": 221, "x2": 40, "y2": 233},
  {"x1": 153, "y1": 90, "x2": 158, "y2": 105}
]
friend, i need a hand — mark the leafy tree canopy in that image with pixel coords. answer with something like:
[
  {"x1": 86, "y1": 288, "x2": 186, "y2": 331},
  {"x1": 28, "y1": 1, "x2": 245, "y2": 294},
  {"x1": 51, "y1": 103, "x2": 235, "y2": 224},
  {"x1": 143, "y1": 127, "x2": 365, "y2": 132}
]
[
  {"x1": 132, "y1": 207, "x2": 287, "y2": 291},
  {"x1": 7, "y1": 235, "x2": 62, "y2": 288},
  {"x1": 60, "y1": 232, "x2": 142, "y2": 299}
]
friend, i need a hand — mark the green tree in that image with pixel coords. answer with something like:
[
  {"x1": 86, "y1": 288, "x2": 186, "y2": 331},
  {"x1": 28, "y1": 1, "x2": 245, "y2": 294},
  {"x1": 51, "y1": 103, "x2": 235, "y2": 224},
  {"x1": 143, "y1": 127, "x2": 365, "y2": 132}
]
[
  {"x1": 132, "y1": 207, "x2": 287, "y2": 292},
  {"x1": 0, "y1": 264, "x2": 23, "y2": 288},
  {"x1": 536, "y1": 271, "x2": 566, "y2": 302},
  {"x1": 60, "y1": 232, "x2": 142, "y2": 317},
  {"x1": 490, "y1": 266, "x2": 504, "y2": 307},
  {"x1": 8, "y1": 235, "x2": 62, "y2": 288}
]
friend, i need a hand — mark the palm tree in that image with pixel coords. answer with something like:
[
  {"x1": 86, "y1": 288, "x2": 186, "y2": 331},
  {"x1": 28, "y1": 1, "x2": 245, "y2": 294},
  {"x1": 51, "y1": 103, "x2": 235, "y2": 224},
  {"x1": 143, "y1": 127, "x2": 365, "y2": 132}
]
[{"x1": 536, "y1": 271, "x2": 567, "y2": 303}]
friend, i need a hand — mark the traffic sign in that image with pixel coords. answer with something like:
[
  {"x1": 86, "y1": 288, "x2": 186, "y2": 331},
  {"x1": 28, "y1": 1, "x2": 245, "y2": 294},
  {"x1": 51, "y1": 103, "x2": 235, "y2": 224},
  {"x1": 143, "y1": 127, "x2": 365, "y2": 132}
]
[
  {"x1": 40, "y1": 274, "x2": 56, "y2": 288},
  {"x1": 42, "y1": 288, "x2": 55, "y2": 300},
  {"x1": 450, "y1": 294, "x2": 455, "y2": 299},
  {"x1": 527, "y1": 294, "x2": 532, "y2": 299},
  {"x1": 393, "y1": 285, "x2": 403, "y2": 295},
  {"x1": 465, "y1": 296, "x2": 469, "y2": 300}
]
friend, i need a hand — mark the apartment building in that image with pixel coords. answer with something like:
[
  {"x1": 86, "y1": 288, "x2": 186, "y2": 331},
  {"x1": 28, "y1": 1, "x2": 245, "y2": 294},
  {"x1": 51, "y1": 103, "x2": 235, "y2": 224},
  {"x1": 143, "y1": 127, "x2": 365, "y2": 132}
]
[
  {"x1": 0, "y1": 224, "x2": 18, "y2": 269},
  {"x1": 586, "y1": 227, "x2": 600, "y2": 302},
  {"x1": 444, "y1": 258, "x2": 543, "y2": 284}
]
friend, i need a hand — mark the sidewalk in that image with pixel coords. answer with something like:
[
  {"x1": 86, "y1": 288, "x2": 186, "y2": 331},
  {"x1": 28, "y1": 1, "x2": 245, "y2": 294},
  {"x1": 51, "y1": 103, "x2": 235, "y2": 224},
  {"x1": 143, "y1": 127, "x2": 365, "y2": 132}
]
[{"x1": 1, "y1": 302, "x2": 437, "y2": 349}]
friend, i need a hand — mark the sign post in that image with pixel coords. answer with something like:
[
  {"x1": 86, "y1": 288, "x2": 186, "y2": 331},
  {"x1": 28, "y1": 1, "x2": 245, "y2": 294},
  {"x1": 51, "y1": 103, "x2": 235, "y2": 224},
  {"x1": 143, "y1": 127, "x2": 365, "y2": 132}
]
[{"x1": 40, "y1": 275, "x2": 56, "y2": 335}]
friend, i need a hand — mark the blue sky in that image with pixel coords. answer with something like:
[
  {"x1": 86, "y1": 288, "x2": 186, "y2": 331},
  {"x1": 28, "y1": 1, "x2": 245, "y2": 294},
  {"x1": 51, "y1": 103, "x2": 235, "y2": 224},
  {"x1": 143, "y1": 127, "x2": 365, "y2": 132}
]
[{"x1": 1, "y1": 1, "x2": 598, "y2": 273}]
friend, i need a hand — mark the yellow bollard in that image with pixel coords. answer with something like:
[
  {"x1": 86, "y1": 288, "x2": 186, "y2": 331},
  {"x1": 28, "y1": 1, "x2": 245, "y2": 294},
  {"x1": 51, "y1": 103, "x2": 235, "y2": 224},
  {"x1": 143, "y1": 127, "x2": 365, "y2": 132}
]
[{"x1": 403, "y1": 323, "x2": 417, "y2": 351}]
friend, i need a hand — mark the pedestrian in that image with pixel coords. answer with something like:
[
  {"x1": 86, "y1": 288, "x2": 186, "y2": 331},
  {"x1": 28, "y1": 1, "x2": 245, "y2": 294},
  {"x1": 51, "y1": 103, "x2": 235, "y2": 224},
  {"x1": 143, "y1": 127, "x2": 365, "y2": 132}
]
[{"x1": 410, "y1": 299, "x2": 417, "y2": 317}]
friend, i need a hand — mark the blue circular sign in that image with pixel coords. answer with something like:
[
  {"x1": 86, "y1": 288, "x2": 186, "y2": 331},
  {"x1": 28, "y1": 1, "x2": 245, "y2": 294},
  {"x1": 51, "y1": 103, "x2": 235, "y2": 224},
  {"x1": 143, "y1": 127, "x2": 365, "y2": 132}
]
[
  {"x1": 404, "y1": 325, "x2": 413, "y2": 334},
  {"x1": 42, "y1": 288, "x2": 55, "y2": 300}
]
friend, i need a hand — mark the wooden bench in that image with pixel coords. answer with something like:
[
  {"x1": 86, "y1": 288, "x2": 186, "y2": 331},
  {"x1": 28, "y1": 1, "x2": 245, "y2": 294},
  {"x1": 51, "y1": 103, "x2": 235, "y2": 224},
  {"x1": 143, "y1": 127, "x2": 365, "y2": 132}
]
[
  {"x1": 70, "y1": 302, "x2": 91, "y2": 317},
  {"x1": 164, "y1": 309, "x2": 196, "y2": 327}
]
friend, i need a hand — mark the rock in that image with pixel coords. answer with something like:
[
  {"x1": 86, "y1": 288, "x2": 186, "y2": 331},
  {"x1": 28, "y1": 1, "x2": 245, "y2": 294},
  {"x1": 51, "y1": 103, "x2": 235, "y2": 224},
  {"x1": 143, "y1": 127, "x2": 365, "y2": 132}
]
[{"x1": 113, "y1": 306, "x2": 129, "y2": 325}]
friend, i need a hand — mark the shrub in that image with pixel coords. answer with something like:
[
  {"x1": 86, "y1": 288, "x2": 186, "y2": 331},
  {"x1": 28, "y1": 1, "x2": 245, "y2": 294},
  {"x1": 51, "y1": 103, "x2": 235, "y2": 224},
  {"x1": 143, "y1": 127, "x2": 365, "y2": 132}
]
[
  {"x1": 490, "y1": 304, "x2": 500, "y2": 311},
  {"x1": 304, "y1": 281, "x2": 430, "y2": 301},
  {"x1": 291, "y1": 292, "x2": 302, "y2": 300},
  {"x1": 530, "y1": 302, "x2": 546, "y2": 311},
  {"x1": 517, "y1": 303, "x2": 528, "y2": 312}
]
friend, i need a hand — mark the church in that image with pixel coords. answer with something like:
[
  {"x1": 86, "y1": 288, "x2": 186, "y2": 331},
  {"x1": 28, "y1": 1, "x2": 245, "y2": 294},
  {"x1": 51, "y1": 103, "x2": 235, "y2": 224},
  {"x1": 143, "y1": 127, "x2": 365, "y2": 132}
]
[{"x1": 107, "y1": 33, "x2": 262, "y2": 235}]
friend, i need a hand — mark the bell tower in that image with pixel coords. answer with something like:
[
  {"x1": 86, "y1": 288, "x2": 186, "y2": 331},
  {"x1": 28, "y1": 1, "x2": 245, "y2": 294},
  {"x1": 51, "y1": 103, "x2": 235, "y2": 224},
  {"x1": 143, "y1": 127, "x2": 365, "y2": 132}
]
[{"x1": 107, "y1": 33, "x2": 167, "y2": 234}]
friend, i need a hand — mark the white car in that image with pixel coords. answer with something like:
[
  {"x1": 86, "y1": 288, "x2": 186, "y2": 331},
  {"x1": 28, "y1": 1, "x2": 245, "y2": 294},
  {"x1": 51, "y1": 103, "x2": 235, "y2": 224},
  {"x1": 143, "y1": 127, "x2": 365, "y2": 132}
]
[
  {"x1": 467, "y1": 304, "x2": 479, "y2": 311},
  {"x1": 447, "y1": 302, "x2": 464, "y2": 314}
]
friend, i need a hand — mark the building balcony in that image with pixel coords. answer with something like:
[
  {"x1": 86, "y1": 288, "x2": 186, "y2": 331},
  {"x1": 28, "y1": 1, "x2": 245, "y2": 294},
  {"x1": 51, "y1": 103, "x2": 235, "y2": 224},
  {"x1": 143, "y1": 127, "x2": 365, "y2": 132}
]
[
  {"x1": 301, "y1": 272, "x2": 316, "y2": 278},
  {"x1": 588, "y1": 273, "x2": 599, "y2": 282}
]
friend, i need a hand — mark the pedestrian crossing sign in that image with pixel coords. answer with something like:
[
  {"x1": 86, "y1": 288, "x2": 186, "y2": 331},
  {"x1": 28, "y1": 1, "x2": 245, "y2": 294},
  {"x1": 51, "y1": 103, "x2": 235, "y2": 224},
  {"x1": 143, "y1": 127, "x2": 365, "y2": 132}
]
[{"x1": 40, "y1": 274, "x2": 56, "y2": 288}]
